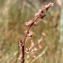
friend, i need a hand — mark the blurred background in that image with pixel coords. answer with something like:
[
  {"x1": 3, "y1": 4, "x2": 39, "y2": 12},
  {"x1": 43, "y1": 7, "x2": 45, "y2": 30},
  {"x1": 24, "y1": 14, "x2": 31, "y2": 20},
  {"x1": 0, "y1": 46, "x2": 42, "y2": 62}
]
[{"x1": 0, "y1": 0, "x2": 63, "y2": 63}]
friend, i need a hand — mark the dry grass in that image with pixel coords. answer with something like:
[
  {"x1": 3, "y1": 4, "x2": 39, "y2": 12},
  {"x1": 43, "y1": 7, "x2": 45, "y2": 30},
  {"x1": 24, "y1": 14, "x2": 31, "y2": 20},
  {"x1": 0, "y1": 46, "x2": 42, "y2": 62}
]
[{"x1": 0, "y1": 0, "x2": 63, "y2": 63}]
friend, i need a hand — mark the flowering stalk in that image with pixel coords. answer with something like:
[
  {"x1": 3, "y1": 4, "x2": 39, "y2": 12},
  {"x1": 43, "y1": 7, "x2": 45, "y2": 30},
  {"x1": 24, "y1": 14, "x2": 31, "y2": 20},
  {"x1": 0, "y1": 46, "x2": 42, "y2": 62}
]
[{"x1": 19, "y1": 2, "x2": 55, "y2": 63}]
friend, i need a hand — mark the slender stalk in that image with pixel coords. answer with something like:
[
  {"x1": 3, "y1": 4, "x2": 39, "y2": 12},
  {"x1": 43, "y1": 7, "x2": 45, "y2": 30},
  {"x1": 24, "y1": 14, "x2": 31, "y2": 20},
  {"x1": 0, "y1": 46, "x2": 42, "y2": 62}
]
[
  {"x1": 23, "y1": 17, "x2": 38, "y2": 44},
  {"x1": 22, "y1": 45, "x2": 24, "y2": 63},
  {"x1": 21, "y1": 17, "x2": 38, "y2": 63},
  {"x1": 19, "y1": 2, "x2": 55, "y2": 63}
]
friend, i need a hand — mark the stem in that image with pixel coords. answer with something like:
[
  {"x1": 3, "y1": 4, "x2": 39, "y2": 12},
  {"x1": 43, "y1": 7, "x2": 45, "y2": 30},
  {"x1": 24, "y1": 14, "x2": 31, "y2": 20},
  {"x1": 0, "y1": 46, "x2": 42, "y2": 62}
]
[
  {"x1": 23, "y1": 17, "x2": 38, "y2": 44},
  {"x1": 20, "y1": 2, "x2": 55, "y2": 63},
  {"x1": 21, "y1": 17, "x2": 38, "y2": 63},
  {"x1": 22, "y1": 45, "x2": 24, "y2": 63}
]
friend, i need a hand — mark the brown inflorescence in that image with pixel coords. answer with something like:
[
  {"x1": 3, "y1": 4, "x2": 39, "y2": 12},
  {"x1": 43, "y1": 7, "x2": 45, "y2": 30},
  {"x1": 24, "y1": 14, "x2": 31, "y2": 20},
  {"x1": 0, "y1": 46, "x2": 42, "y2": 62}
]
[{"x1": 19, "y1": 2, "x2": 55, "y2": 63}]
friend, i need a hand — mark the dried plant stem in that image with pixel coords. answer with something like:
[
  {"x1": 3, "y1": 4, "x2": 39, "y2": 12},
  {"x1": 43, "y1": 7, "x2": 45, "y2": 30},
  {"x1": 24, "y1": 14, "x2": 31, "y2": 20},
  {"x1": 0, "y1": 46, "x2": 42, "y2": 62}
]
[
  {"x1": 23, "y1": 17, "x2": 38, "y2": 44},
  {"x1": 21, "y1": 17, "x2": 38, "y2": 63},
  {"x1": 19, "y1": 2, "x2": 55, "y2": 63},
  {"x1": 21, "y1": 46, "x2": 24, "y2": 63}
]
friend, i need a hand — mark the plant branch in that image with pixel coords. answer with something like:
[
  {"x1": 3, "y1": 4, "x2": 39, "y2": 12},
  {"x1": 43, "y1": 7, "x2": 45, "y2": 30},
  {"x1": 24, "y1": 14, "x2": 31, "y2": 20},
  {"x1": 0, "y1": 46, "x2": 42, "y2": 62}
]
[{"x1": 19, "y1": 2, "x2": 55, "y2": 63}]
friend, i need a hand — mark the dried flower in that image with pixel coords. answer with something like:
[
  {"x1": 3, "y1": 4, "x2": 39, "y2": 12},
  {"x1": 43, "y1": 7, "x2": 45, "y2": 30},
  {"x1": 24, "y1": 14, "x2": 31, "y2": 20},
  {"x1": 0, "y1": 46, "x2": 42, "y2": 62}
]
[
  {"x1": 38, "y1": 38, "x2": 42, "y2": 43},
  {"x1": 24, "y1": 30, "x2": 27, "y2": 34},
  {"x1": 25, "y1": 40, "x2": 34, "y2": 54},
  {"x1": 19, "y1": 40, "x2": 23, "y2": 47},
  {"x1": 42, "y1": 32, "x2": 46, "y2": 36},
  {"x1": 34, "y1": 22, "x2": 39, "y2": 26},
  {"x1": 31, "y1": 47, "x2": 37, "y2": 52},
  {"x1": 45, "y1": 5, "x2": 48, "y2": 8},
  {"x1": 38, "y1": 9, "x2": 42, "y2": 12},
  {"x1": 19, "y1": 2, "x2": 55, "y2": 63},
  {"x1": 25, "y1": 20, "x2": 33, "y2": 26},
  {"x1": 28, "y1": 31, "x2": 34, "y2": 37},
  {"x1": 38, "y1": 44, "x2": 42, "y2": 49},
  {"x1": 18, "y1": 54, "x2": 22, "y2": 60},
  {"x1": 35, "y1": 12, "x2": 41, "y2": 17},
  {"x1": 48, "y1": 2, "x2": 55, "y2": 7},
  {"x1": 25, "y1": 48, "x2": 30, "y2": 54}
]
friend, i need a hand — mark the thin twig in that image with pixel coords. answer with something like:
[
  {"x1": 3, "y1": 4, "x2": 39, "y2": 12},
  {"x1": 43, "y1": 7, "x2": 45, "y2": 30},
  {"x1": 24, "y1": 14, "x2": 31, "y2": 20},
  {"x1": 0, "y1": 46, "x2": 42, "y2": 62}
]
[{"x1": 19, "y1": 2, "x2": 55, "y2": 63}]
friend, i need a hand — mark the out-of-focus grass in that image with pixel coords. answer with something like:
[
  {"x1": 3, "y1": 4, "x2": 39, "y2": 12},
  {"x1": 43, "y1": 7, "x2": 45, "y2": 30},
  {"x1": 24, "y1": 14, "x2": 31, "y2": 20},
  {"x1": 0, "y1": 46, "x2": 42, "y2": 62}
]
[{"x1": 0, "y1": 0, "x2": 63, "y2": 63}]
